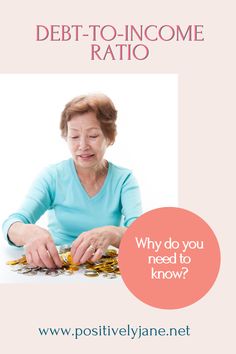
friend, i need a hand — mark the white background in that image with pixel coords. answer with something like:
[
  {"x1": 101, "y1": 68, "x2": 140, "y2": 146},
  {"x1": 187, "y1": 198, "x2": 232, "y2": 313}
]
[{"x1": 0, "y1": 74, "x2": 177, "y2": 237}]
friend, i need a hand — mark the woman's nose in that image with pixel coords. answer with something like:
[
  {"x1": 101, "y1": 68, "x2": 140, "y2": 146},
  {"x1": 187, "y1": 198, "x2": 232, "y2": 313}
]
[{"x1": 78, "y1": 136, "x2": 89, "y2": 150}]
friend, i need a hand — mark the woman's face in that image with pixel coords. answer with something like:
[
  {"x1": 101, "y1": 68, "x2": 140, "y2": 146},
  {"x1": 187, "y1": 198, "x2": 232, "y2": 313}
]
[{"x1": 66, "y1": 112, "x2": 109, "y2": 170}]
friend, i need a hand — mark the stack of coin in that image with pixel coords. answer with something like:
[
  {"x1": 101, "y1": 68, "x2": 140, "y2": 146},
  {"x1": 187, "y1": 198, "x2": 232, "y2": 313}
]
[{"x1": 6, "y1": 247, "x2": 120, "y2": 279}]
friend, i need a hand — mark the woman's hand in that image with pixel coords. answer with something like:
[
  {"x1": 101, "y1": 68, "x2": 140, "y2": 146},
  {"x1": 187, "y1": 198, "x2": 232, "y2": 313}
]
[
  {"x1": 24, "y1": 226, "x2": 62, "y2": 268},
  {"x1": 71, "y1": 226, "x2": 126, "y2": 264},
  {"x1": 8, "y1": 222, "x2": 62, "y2": 269}
]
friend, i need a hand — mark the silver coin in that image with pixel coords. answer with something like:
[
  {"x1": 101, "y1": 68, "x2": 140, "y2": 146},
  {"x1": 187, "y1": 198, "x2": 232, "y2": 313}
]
[
  {"x1": 55, "y1": 269, "x2": 64, "y2": 274},
  {"x1": 10, "y1": 265, "x2": 24, "y2": 272},
  {"x1": 107, "y1": 274, "x2": 117, "y2": 279},
  {"x1": 38, "y1": 268, "x2": 48, "y2": 273},
  {"x1": 17, "y1": 268, "x2": 32, "y2": 274},
  {"x1": 61, "y1": 255, "x2": 68, "y2": 263},
  {"x1": 24, "y1": 270, "x2": 38, "y2": 276},
  {"x1": 45, "y1": 269, "x2": 60, "y2": 276},
  {"x1": 59, "y1": 244, "x2": 71, "y2": 253},
  {"x1": 25, "y1": 266, "x2": 40, "y2": 271},
  {"x1": 32, "y1": 267, "x2": 41, "y2": 271}
]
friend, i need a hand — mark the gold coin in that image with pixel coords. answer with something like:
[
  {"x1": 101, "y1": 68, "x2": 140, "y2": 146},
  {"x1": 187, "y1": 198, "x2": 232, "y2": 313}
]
[
  {"x1": 84, "y1": 270, "x2": 99, "y2": 277},
  {"x1": 106, "y1": 249, "x2": 118, "y2": 256},
  {"x1": 6, "y1": 260, "x2": 20, "y2": 265},
  {"x1": 6, "y1": 255, "x2": 27, "y2": 265},
  {"x1": 68, "y1": 265, "x2": 79, "y2": 271}
]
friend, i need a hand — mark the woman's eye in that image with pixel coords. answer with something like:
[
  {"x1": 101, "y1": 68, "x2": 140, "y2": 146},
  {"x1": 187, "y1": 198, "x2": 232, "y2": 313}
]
[
  {"x1": 71, "y1": 136, "x2": 79, "y2": 139},
  {"x1": 89, "y1": 135, "x2": 98, "y2": 139}
]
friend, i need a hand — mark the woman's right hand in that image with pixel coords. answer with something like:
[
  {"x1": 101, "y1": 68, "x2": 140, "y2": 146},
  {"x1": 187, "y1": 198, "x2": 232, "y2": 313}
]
[
  {"x1": 24, "y1": 226, "x2": 62, "y2": 268},
  {"x1": 8, "y1": 223, "x2": 62, "y2": 269}
]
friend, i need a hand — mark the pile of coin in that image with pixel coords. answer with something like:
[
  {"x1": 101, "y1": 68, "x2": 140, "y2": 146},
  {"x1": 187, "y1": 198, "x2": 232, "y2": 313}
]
[{"x1": 6, "y1": 246, "x2": 120, "y2": 279}]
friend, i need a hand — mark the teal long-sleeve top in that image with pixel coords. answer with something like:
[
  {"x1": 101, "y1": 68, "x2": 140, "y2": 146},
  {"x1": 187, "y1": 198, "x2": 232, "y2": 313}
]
[{"x1": 2, "y1": 159, "x2": 142, "y2": 245}]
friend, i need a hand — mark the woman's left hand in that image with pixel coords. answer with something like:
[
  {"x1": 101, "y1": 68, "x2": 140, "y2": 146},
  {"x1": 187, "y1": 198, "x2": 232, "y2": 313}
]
[{"x1": 71, "y1": 226, "x2": 125, "y2": 264}]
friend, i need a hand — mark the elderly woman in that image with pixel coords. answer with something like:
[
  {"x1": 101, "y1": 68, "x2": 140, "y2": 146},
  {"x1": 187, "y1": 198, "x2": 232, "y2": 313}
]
[{"x1": 2, "y1": 94, "x2": 142, "y2": 269}]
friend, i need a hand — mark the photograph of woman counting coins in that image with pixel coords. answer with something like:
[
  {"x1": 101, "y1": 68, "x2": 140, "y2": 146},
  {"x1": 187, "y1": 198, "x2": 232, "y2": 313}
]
[{"x1": 2, "y1": 94, "x2": 142, "y2": 270}]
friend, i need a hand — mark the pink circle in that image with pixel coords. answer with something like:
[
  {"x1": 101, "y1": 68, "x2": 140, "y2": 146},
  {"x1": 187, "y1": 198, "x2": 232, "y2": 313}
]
[{"x1": 119, "y1": 207, "x2": 221, "y2": 309}]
